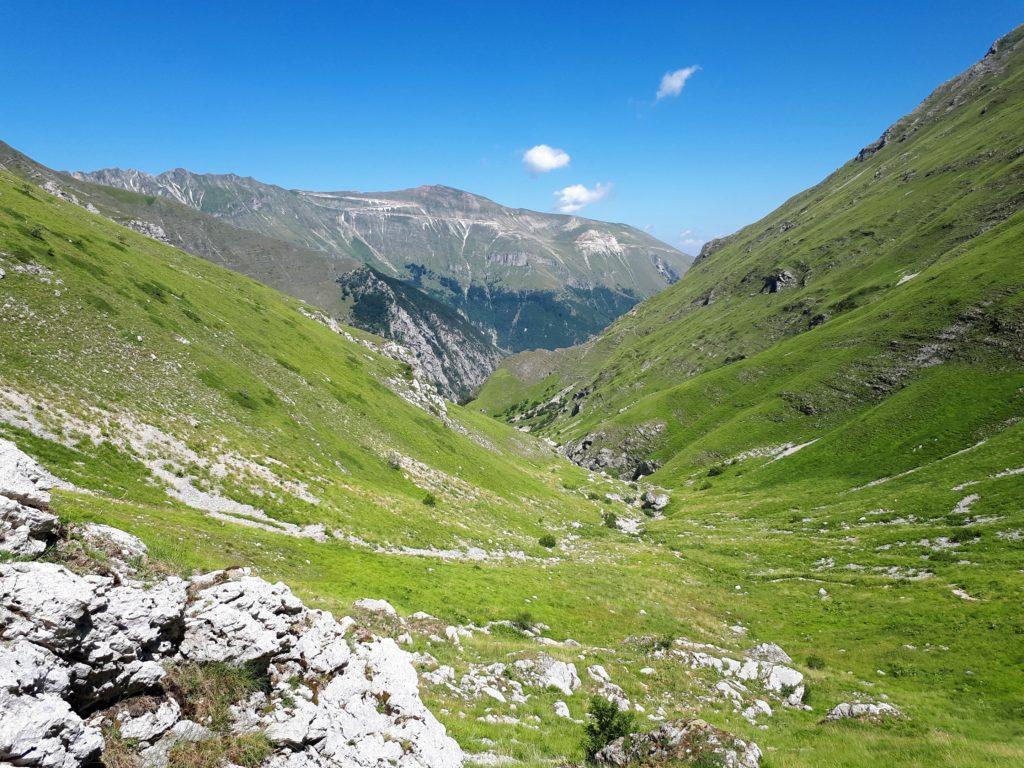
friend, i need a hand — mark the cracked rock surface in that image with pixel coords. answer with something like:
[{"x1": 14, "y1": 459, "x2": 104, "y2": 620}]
[{"x1": 0, "y1": 439, "x2": 464, "y2": 768}]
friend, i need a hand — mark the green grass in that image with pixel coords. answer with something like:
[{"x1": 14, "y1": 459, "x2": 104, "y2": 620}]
[{"x1": 2, "y1": 28, "x2": 1024, "y2": 768}]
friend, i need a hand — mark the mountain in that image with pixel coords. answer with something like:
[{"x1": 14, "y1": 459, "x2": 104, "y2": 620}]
[
  {"x1": 475, "y1": 25, "x2": 1024, "y2": 482},
  {"x1": 3, "y1": 25, "x2": 1023, "y2": 768},
  {"x1": 0, "y1": 141, "x2": 499, "y2": 401},
  {"x1": 72, "y1": 168, "x2": 692, "y2": 351}
]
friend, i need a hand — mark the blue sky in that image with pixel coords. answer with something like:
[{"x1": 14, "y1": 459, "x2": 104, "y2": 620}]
[{"x1": 2, "y1": 2, "x2": 1020, "y2": 252}]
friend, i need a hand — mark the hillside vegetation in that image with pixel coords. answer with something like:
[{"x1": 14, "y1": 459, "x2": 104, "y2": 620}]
[
  {"x1": 73, "y1": 169, "x2": 691, "y2": 351},
  {"x1": 1, "y1": 25, "x2": 1022, "y2": 768},
  {"x1": 474, "y1": 26, "x2": 1024, "y2": 490},
  {"x1": 0, "y1": 142, "x2": 502, "y2": 400}
]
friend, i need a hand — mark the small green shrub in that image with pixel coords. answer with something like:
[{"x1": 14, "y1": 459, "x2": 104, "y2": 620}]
[
  {"x1": 707, "y1": 465, "x2": 724, "y2": 477},
  {"x1": 422, "y1": 492, "x2": 437, "y2": 507},
  {"x1": 539, "y1": 534, "x2": 558, "y2": 548},
  {"x1": 512, "y1": 610, "x2": 535, "y2": 631},
  {"x1": 582, "y1": 696, "x2": 635, "y2": 761},
  {"x1": 602, "y1": 511, "x2": 618, "y2": 529},
  {"x1": 807, "y1": 654, "x2": 826, "y2": 670}
]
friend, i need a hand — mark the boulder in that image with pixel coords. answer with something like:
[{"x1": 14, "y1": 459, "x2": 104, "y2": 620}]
[
  {"x1": 535, "y1": 656, "x2": 581, "y2": 696},
  {"x1": 178, "y1": 571, "x2": 304, "y2": 664},
  {"x1": 640, "y1": 490, "x2": 670, "y2": 512},
  {"x1": 0, "y1": 439, "x2": 54, "y2": 510},
  {"x1": 0, "y1": 640, "x2": 71, "y2": 696},
  {"x1": 0, "y1": 497, "x2": 58, "y2": 556},
  {"x1": 0, "y1": 692, "x2": 103, "y2": 768},
  {"x1": 595, "y1": 719, "x2": 761, "y2": 768},
  {"x1": 824, "y1": 701, "x2": 902, "y2": 722},
  {"x1": 354, "y1": 597, "x2": 399, "y2": 616},
  {"x1": 90, "y1": 696, "x2": 181, "y2": 745},
  {"x1": 0, "y1": 563, "x2": 101, "y2": 654},
  {"x1": 76, "y1": 578, "x2": 187, "y2": 704}
]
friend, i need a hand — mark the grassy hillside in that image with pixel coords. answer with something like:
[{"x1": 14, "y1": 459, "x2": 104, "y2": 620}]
[
  {"x1": 473, "y1": 26, "x2": 1024, "y2": 489},
  {"x1": 2, "y1": 28, "x2": 1023, "y2": 768},
  {"x1": 0, "y1": 141, "x2": 505, "y2": 401}
]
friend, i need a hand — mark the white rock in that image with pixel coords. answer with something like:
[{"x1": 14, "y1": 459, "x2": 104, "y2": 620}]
[
  {"x1": 742, "y1": 699, "x2": 773, "y2": 723},
  {"x1": 535, "y1": 656, "x2": 581, "y2": 696},
  {"x1": 0, "y1": 497, "x2": 58, "y2": 556},
  {"x1": 0, "y1": 640, "x2": 70, "y2": 695},
  {"x1": 139, "y1": 720, "x2": 214, "y2": 768},
  {"x1": 113, "y1": 697, "x2": 182, "y2": 744},
  {"x1": 0, "y1": 439, "x2": 54, "y2": 510},
  {"x1": 354, "y1": 597, "x2": 398, "y2": 616},
  {"x1": 824, "y1": 701, "x2": 901, "y2": 722},
  {"x1": 0, "y1": 691, "x2": 103, "y2": 768},
  {"x1": 481, "y1": 686, "x2": 506, "y2": 703},
  {"x1": 554, "y1": 700, "x2": 572, "y2": 719},
  {"x1": 288, "y1": 610, "x2": 352, "y2": 674},
  {"x1": 751, "y1": 643, "x2": 792, "y2": 665},
  {"x1": 80, "y1": 524, "x2": 148, "y2": 563},
  {"x1": 0, "y1": 563, "x2": 100, "y2": 653},
  {"x1": 588, "y1": 664, "x2": 611, "y2": 683},
  {"x1": 179, "y1": 572, "x2": 303, "y2": 664},
  {"x1": 80, "y1": 579, "x2": 187, "y2": 703}
]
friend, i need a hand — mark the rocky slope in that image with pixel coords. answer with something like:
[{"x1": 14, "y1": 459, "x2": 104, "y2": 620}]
[
  {"x1": 474, "y1": 25, "x2": 1024, "y2": 481},
  {"x1": 0, "y1": 439, "x2": 463, "y2": 768},
  {"x1": 71, "y1": 170, "x2": 691, "y2": 351},
  {"x1": 0, "y1": 142, "x2": 501, "y2": 401}
]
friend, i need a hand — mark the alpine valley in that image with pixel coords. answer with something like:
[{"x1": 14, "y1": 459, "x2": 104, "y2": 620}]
[{"x1": 1, "y1": 18, "x2": 1022, "y2": 768}]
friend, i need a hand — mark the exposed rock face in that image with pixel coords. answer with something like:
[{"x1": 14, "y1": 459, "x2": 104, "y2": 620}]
[
  {"x1": 595, "y1": 719, "x2": 761, "y2": 768},
  {"x1": 0, "y1": 441, "x2": 464, "y2": 768},
  {"x1": 71, "y1": 170, "x2": 691, "y2": 352},
  {"x1": 562, "y1": 423, "x2": 666, "y2": 480},
  {"x1": 0, "y1": 440, "x2": 60, "y2": 558},
  {"x1": 339, "y1": 266, "x2": 503, "y2": 401},
  {"x1": 761, "y1": 270, "x2": 797, "y2": 294}
]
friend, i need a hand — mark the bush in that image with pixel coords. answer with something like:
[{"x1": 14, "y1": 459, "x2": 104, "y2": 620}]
[
  {"x1": 582, "y1": 696, "x2": 635, "y2": 761},
  {"x1": 602, "y1": 511, "x2": 618, "y2": 529},
  {"x1": 539, "y1": 534, "x2": 558, "y2": 548},
  {"x1": 422, "y1": 492, "x2": 437, "y2": 507},
  {"x1": 806, "y1": 654, "x2": 826, "y2": 670},
  {"x1": 511, "y1": 610, "x2": 535, "y2": 631},
  {"x1": 707, "y1": 465, "x2": 724, "y2": 477}
]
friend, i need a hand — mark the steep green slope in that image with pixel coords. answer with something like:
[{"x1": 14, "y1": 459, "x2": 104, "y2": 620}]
[
  {"x1": 0, "y1": 167, "x2": 571, "y2": 552},
  {"x1": 2, "y1": 103, "x2": 1023, "y2": 767},
  {"x1": 0, "y1": 141, "x2": 503, "y2": 400},
  {"x1": 3, "y1": 28, "x2": 1024, "y2": 768},
  {"x1": 72, "y1": 169, "x2": 691, "y2": 350},
  {"x1": 474, "y1": 26, "x2": 1024, "y2": 488}
]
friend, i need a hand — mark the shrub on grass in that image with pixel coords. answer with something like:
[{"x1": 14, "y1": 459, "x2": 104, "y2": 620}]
[
  {"x1": 512, "y1": 610, "x2": 535, "y2": 631},
  {"x1": 539, "y1": 534, "x2": 558, "y2": 548},
  {"x1": 422, "y1": 492, "x2": 437, "y2": 507},
  {"x1": 602, "y1": 511, "x2": 618, "y2": 529},
  {"x1": 582, "y1": 696, "x2": 635, "y2": 761}
]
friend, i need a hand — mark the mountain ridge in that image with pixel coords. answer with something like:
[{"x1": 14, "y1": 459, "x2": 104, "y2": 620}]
[
  {"x1": 72, "y1": 166, "x2": 692, "y2": 351},
  {"x1": 473, "y1": 24, "x2": 1024, "y2": 481},
  {"x1": 0, "y1": 141, "x2": 501, "y2": 401}
]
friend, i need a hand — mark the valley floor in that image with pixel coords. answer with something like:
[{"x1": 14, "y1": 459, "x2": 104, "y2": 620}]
[{"x1": 44, "y1": 418, "x2": 1024, "y2": 768}]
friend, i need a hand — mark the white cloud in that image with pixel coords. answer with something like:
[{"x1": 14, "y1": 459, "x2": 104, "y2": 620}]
[
  {"x1": 523, "y1": 144, "x2": 571, "y2": 174},
  {"x1": 656, "y1": 65, "x2": 700, "y2": 100},
  {"x1": 554, "y1": 182, "x2": 612, "y2": 213},
  {"x1": 677, "y1": 228, "x2": 706, "y2": 252}
]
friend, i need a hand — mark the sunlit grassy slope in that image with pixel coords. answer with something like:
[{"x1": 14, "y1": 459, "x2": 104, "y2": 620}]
[
  {"x1": 473, "y1": 26, "x2": 1024, "y2": 492},
  {"x1": 2, "y1": 29, "x2": 1023, "y2": 768}
]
